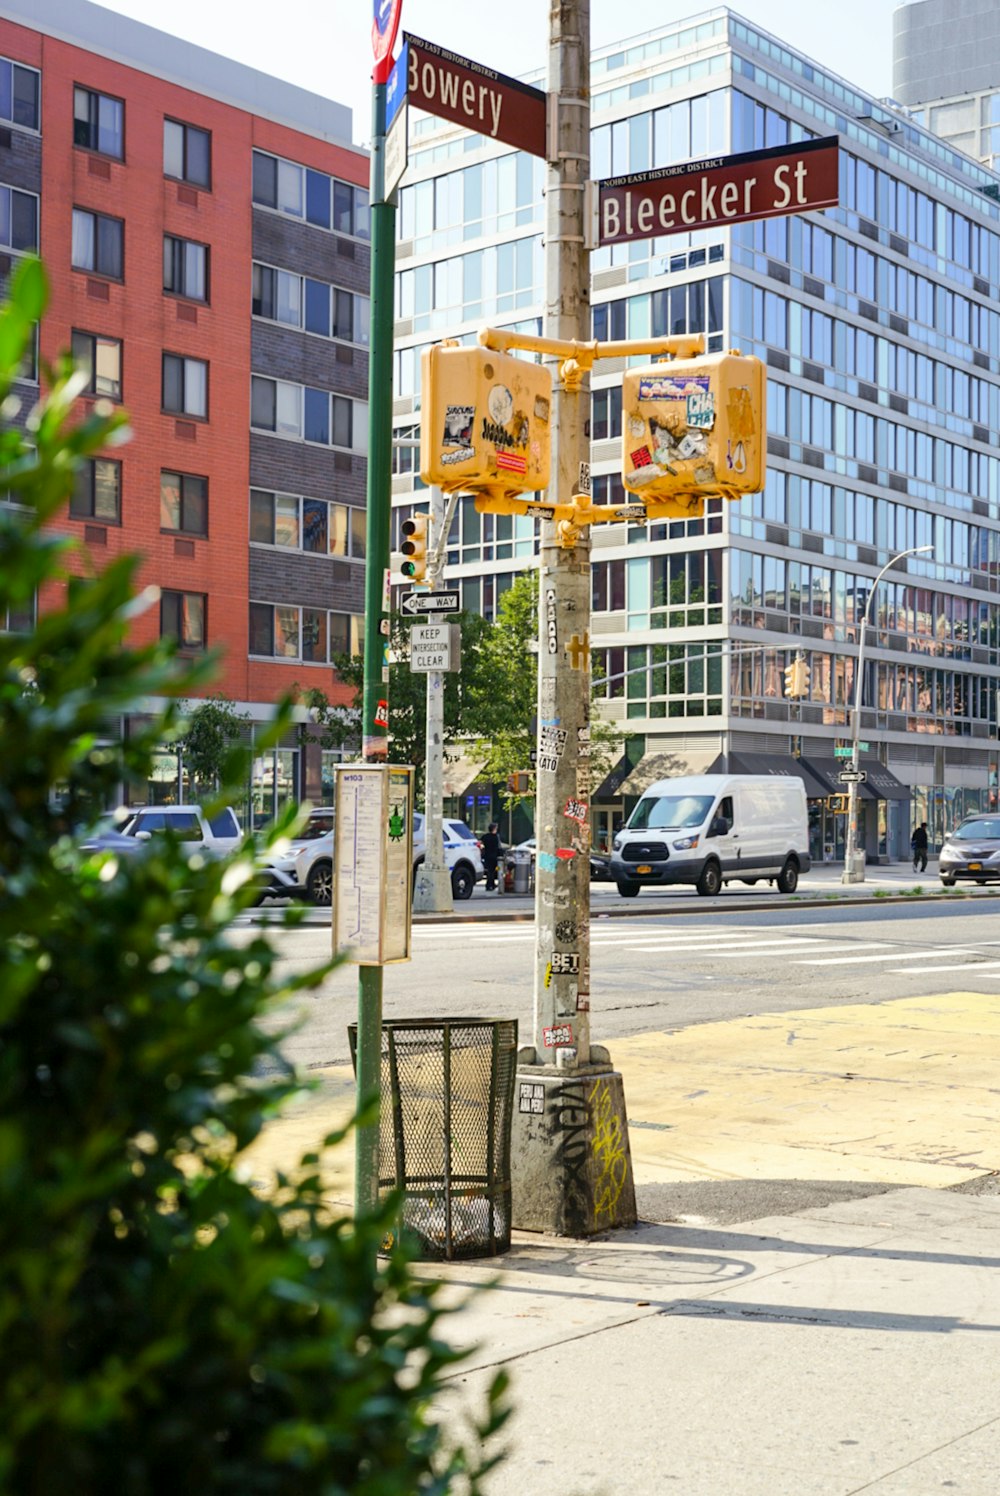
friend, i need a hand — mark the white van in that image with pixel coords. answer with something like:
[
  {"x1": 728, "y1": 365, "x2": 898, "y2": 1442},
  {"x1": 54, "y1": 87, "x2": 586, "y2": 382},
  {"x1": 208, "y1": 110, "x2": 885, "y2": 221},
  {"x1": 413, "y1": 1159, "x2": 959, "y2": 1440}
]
[{"x1": 610, "y1": 773, "x2": 810, "y2": 897}]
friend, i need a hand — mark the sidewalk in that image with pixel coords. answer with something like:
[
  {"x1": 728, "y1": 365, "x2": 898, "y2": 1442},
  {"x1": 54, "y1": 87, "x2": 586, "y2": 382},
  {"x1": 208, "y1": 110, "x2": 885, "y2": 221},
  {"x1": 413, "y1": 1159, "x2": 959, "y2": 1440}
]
[
  {"x1": 439, "y1": 1183, "x2": 1000, "y2": 1495},
  {"x1": 254, "y1": 860, "x2": 1000, "y2": 926},
  {"x1": 246, "y1": 985, "x2": 1000, "y2": 1493}
]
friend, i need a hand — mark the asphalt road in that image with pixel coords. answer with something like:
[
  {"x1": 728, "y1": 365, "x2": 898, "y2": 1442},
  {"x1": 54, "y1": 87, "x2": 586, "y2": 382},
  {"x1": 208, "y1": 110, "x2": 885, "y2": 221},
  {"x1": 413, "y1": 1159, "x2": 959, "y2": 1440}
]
[{"x1": 243, "y1": 899, "x2": 1000, "y2": 1071}]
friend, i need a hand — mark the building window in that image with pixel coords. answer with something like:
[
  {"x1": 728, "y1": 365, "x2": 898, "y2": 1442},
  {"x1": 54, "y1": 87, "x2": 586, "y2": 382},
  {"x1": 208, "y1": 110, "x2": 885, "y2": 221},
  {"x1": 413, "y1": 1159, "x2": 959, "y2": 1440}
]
[
  {"x1": 249, "y1": 601, "x2": 361, "y2": 663},
  {"x1": 251, "y1": 149, "x2": 369, "y2": 239},
  {"x1": 71, "y1": 331, "x2": 122, "y2": 400},
  {"x1": 252, "y1": 261, "x2": 369, "y2": 344},
  {"x1": 250, "y1": 375, "x2": 365, "y2": 451},
  {"x1": 70, "y1": 457, "x2": 121, "y2": 523},
  {"x1": 163, "y1": 119, "x2": 211, "y2": 188},
  {"x1": 249, "y1": 488, "x2": 366, "y2": 558},
  {"x1": 160, "y1": 471, "x2": 207, "y2": 536},
  {"x1": 163, "y1": 235, "x2": 208, "y2": 301},
  {"x1": 73, "y1": 86, "x2": 124, "y2": 159},
  {"x1": 71, "y1": 208, "x2": 123, "y2": 280},
  {"x1": 162, "y1": 353, "x2": 208, "y2": 418},
  {"x1": 0, "y1": 185, "x2": 38, "y2": 253},
  {"x1": 0, "y1": 58, "x2": 40, "y2": 132},
  {"x1": 2, "y1": 593, "x2": 35, "y2": 633},
  {"x1": 161, "y1": 590, "x2": 206, "y2": 650}
]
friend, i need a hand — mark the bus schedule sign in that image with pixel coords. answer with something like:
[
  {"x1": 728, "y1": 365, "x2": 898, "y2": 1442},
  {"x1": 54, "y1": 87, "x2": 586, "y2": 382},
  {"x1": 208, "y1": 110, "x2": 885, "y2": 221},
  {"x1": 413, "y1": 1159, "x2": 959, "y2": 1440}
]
[{"x1": 597, "y1": 136, "x2": 839, "y2": 246}]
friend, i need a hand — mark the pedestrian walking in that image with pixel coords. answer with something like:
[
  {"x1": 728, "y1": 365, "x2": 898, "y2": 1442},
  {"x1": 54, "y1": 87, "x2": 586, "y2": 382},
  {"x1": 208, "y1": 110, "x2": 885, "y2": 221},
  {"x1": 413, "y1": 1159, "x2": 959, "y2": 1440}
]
[
  {"x1": 481, "y1": 823, "x2": 502, "y2": 892},
  {"x1": 911, "y1": 820, "x2": 929, "y2": 872}
]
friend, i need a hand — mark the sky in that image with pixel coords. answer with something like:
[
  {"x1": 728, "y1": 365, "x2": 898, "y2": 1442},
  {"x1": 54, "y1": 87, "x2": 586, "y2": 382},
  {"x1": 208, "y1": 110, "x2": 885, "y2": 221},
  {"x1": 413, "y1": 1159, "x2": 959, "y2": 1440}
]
[{"x1": 96, "y1": 0, "x2": 903, "y2": 149}]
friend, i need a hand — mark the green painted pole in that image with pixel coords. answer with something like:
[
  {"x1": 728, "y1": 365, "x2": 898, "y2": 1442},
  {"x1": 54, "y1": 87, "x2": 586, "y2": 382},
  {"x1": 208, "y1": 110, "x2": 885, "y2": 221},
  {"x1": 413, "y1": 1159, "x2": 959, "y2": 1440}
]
[{"x1": 356, "y1": 77, "x2": 396, "y2": 1217}]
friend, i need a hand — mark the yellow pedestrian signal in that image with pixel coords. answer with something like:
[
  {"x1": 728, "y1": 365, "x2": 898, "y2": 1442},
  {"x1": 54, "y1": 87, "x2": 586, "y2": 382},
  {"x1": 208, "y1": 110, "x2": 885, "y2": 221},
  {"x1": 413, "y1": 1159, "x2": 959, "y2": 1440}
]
[
  {"x1": 400, "y1": 513, "x2": 429, "y2": 582},
  {"x1": 621, "y1": 349, "x2": 765, "y2": 508},
  {"x1": 420, "y1": 343, "x2": 551, "y2": 502},
  {"x1": 783, "y1": 655, "x2": 810, "y2": 698}
]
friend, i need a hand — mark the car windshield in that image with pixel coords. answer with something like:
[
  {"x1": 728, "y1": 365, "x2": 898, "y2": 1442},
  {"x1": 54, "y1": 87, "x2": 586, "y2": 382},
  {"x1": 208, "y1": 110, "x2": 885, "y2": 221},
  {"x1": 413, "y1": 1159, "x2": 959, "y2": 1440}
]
[
  {"x1": 300, "y1": 812, "x2": 334, "y2": 839},
  {"x1": 952, "y1": 818, "x2": 1000, "y2": 841},
  {"x1": 627, "y1": 793, "x2": 714, "y2": 831}
]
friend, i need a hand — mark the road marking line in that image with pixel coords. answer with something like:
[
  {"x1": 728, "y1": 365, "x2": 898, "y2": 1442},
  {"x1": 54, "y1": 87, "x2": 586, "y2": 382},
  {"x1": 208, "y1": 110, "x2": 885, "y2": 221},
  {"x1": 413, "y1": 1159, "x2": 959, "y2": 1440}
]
[
  {"x1": 625, "y1": 937, "x2": 843, "y2": 953},
  {"x1": 887, "y1": 961, "x2": 1000, "y2": 974},
  {"x1": 797, "y1": 947, "x2": 980, "y2": 966}
]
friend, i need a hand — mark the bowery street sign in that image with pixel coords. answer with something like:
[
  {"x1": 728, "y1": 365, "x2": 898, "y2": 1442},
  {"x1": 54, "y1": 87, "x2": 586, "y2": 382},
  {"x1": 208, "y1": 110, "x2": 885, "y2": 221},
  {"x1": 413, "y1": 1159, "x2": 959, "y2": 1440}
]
[
  {"x1": 597, "y1": 136, "x2": 839, "y2": 247},
  {"x1": 400, "y1": 589, "x2": 460, "y2": 617},
  {"x1": 403, "y1": 33, "x2": 547, "y2": 158}
]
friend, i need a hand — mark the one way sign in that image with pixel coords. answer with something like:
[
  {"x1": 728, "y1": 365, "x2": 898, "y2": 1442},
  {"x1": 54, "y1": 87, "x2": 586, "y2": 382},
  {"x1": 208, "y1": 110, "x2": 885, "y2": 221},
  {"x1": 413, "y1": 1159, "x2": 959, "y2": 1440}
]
[{"x1": 400, "y1": 590, "x2": 460, "y2": 617}]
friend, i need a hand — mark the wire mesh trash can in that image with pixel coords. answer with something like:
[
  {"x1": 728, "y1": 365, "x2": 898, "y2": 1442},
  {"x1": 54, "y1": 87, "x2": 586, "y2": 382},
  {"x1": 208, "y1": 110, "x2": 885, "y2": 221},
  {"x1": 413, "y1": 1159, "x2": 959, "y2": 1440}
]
[{"x1": 348, "y1": 1018, "x2": 519, "y2": 1260}]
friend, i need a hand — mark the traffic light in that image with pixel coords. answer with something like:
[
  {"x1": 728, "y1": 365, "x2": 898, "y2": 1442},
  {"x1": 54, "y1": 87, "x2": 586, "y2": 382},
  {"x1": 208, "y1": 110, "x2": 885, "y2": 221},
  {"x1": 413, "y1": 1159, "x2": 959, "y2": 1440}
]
[
  {"x1": 400, "y1": 513, "x2": 429, "y2": 582},
  {"x1": 420, "y1": 343, "x2": 552, "y2": 500},
  {"x1": 622, "y1": 349, "x2": 766, "y2": 507},
  {"x1": 783, "y1": 655, "x2": 810, "y2": 698},
  {"x1": 506, "y1": 771, "x2": 532, "y2": 795}
]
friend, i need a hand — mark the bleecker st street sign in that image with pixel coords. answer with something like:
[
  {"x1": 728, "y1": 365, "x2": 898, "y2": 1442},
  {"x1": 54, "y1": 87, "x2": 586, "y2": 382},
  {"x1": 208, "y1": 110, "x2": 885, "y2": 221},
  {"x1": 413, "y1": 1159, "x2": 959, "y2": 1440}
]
[
  {"x1": 598, "y1": 136, "x2": 839, "y2": 246},
  {"x1": 404, "y1": 33, "x2": 547, "y2": 159}
]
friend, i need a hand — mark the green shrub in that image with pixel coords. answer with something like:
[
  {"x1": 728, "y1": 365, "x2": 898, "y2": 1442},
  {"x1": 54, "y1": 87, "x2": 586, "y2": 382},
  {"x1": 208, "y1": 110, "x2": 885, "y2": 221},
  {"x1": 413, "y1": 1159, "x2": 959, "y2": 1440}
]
[{"x1": 0, "y1": 260, "x2": 506, "y2": 1493}]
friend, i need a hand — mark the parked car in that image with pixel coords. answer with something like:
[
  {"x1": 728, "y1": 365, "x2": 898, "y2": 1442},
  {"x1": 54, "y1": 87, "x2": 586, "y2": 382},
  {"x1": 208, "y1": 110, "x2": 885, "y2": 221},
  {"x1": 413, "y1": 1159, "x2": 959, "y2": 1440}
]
[
  {"x1": 413, "y1": 813, "x2": 484, "y2": 901},
  {"x1": 83, "y1": 804, "x2": 242, "y2": 854},
  {"x1": 938, "y1": 815, "x2": 1000, "y2": 885},
  {"x1": 263, "y1": 807, "x2": 335, "y2": 884},
  {"x1": 610, "y1": 773, "x2": 810, "y2": 897},
  {"x1": 507, "y1": 837, "x2": 613, "y2": 882},
  {"x1": 295, "y1": 812, "x2": 484, "y2": 906},
  {"x1": 80, "y1": 804, "x2": 302, "y2": 905}
]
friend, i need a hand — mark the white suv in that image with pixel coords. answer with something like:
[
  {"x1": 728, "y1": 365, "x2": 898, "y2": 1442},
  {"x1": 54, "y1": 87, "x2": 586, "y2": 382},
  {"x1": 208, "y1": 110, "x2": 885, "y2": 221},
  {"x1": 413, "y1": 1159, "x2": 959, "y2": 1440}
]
[
  {"x1": 111, "y1": 804, "x2": 242, "y2": 853},
  {"x1": 295, "y1": 813, "x2": 483, "y2": 905}
]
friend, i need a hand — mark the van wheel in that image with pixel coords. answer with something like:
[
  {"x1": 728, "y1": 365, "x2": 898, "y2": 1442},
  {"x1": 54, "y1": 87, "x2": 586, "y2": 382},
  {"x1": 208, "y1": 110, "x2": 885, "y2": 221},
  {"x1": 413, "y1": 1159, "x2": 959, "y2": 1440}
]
[
  {"x1": 616, "y1": 879, "x2": 640, "y2": 898},
  {"x1": 940, "y1": 874, "x2": 955, "y2": 886},
  {"x1": 451, "y1": 863, "x2": 475, "y2": 901},
  {"x1": 696, "y1": 861, "x2": 722, "y2": 897},
  {"x1": 777, "y1": 858, "x2": 799, "y2": 894}
]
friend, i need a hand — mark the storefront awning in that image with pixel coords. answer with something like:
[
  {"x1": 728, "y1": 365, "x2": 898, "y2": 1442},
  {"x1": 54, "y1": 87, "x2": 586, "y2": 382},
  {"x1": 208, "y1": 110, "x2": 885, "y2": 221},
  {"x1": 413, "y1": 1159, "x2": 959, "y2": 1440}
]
[
  {"x1": 727, "y1": 752, "x2": 830, "y2": 801},
  {"x1": 441, "y1": 750, "x2": 489, "y2": 798},
  {"x1": 617, "y1": 748, "x2": 720, "y2": 797},
  {"x1": 800, "y1": 756, "x2": 879, "y2": 801},
  {"x1": 858, "y1": 759, "x2": 911, "y2": 801},
  {"x1": 592, "y1": 751, "x2": 638, "y2": 801}
]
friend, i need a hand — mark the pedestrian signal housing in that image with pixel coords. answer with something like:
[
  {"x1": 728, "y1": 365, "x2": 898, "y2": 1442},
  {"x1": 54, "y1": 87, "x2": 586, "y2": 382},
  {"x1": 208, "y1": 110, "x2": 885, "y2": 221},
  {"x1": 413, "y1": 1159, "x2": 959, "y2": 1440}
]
[
  {"x1": 420, "y1": 343, "x2": 552, "y2": 500},
  {"x1": 621, "y1": 350, "x2": 765, "y2": 510},
  {"x1": 400, "y1": 513, "x2": 429, "y2": 582}
]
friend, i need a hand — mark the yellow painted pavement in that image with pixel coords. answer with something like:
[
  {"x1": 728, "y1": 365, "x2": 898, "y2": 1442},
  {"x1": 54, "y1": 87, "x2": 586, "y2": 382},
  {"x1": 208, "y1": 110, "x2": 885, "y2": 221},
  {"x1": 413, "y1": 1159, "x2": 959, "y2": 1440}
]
[
  {"x1": 620, "y1": 990, "x2": 1000, "y2": 1188},
  {"x1": 243, "y1": 990, "x2": 1000, "y2": 1203}
]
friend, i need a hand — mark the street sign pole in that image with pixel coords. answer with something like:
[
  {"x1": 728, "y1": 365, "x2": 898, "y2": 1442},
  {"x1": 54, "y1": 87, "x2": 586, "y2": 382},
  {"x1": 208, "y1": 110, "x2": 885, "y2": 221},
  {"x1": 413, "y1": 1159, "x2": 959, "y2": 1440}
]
[
  {"x1": 511, "y1": 0, "x2": 636, "y2": 1238},
  {"x1": 413, "y1": 486, "x2": 453, "y2": 915},
  {"x1": 356, "y1": 0, "x2": 403, "y2": 1218}
]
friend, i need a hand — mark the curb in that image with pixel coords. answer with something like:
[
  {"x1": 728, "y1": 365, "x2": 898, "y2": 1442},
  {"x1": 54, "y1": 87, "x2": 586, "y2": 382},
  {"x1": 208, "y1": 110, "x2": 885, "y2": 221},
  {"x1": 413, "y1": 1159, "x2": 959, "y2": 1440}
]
[{"x1": 248, "y1": 885, "x2": 1000, "y2": 927}]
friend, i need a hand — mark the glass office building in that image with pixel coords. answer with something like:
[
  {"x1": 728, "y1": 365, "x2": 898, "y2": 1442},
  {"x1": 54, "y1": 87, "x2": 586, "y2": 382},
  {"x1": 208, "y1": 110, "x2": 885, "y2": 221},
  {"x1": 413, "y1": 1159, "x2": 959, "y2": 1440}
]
[{"x1": 390, "y1": 8, "x2": 1000, "y2": 861}]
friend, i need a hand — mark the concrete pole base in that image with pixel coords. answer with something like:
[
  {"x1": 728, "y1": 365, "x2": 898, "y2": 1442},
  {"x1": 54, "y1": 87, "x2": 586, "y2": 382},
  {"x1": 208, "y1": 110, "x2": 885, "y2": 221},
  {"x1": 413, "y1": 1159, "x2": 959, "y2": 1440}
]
[
  {"x1": 412, "y1": 863, "x2": 453, "y2": 913},
  {"x1": 511, "y1": 1061, "x2": 637, "y2": 1236},
  {"x1": 841, "y1": 851, "x2": 867, "y2": 884}
]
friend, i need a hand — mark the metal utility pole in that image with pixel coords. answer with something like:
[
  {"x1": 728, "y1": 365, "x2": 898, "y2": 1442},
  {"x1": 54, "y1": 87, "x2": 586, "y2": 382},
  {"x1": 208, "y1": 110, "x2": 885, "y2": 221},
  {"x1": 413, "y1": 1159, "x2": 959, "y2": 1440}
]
[
  {"x1": 511, "y1": 0, "x2": 636, "y2": 1237},
  {"x1": 355, "y1": 3, "x2": 400, "y2": 1214},
  {"x1": 413, "y1": 486, "x2": 454, "y2": 914},
  {"x1": 842, "y1": 543, "x2": 932, "y2": 884}
]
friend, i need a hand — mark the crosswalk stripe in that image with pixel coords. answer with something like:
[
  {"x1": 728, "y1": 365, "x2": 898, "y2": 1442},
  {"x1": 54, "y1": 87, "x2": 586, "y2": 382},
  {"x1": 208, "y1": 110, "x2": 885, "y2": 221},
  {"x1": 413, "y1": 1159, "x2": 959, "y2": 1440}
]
[{"x1": 796, "y1": 947, "x2": 979, "y2": 967}]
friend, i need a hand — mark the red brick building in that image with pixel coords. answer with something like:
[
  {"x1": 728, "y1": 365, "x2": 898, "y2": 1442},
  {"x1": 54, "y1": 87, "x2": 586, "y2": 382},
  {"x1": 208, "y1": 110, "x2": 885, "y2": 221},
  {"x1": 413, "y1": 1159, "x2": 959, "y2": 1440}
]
[{"x1": 3, "y1": 0, "x2": 369, "y2": 813}]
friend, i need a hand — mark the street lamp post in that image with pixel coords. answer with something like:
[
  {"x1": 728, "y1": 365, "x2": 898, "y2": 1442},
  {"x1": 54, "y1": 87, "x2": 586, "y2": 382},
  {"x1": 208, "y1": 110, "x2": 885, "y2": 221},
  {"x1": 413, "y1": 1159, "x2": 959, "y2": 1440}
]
[{"x1": 842, "y1": 544, "x2": 933, "y2": 884}]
